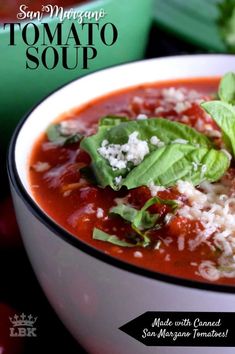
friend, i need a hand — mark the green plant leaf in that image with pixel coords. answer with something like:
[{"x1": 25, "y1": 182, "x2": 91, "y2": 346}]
[
  {"x1": 110, "y1": 204, "x2": 138, "y2": 223},
  {"x1": 110, "y1": 197, "x2": 178, "y2": 247},
  {"x1": 80, "y1": 117, "x2": 215, "y2": 190},
  {"x1": 80, "y1": 124, "x2": 121, "y2": 189},
  {"x1": 104, "y1": 118, "x2": 212, "y2": 148},
  {"x1": 122, "y1": 143, "x2": 229, "y2": 189},
  {"x1": 93, "y1": 228, "x2": 135, "y2": 247},
  {"x1": 218, "y1": 72, "x2": 235, "y2": 104},
  {"x1": 99, "y1": 115, "x2": 130, "y2": 128},
  {"x1": 201, "y1": 100, "x2": 235, "y2": 155},
  {"x1": 47, "y1": 123, "x2": 82, "y2": 146},
  {"x1": 111, "y1": 198, "x2": 159, "y2": 231},
  {"x1": 132, "y1": 197, "x2": 159, "y2": 230}
]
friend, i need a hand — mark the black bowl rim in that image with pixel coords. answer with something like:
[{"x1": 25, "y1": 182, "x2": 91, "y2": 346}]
[{"x1": 7, "y1": 55, "x2": 235, "y2": 294}]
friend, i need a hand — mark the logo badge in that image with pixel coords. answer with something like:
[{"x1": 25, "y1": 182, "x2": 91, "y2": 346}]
[{"x1": 9, "y1": 313, "x2": 37, "y2": 337}]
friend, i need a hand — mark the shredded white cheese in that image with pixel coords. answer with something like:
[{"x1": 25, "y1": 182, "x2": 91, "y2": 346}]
[
  {"x1": 96, "y1": 208, "x2": 104, "y2": 218},
  {"x1": 150, "y1": 135, "x2": 165, "y2": 147},
  {"x1": 172, "y1": 139, "x2": 188, "y2": 144},
  {"x1": 174, "y1": 101, "x2": 192, "y2": 114},
  {"x1": 114, "y1": 176, "x2": 122, "y2": 186},
  {"x1": 33, "y1": 161, "x2": 50, "y2": 172},
  {"x1": 137, "y1": 114, "x2": 148, "y2": 120},
  {"x1": 148, "y1": 182, "x2": 166, "y2": 197},
  {"x1": 162, "y1": 87, "x2": 185, "y2": 102},
  {"x1": 98, "y1": 131, "x2": 149, "y2": 170},
  {"x1": 134, "y1": 251, "x2": 143, "y2": 258},
  {"x1": 176, "y1": 179, "x2": 235, "y2": 281}
]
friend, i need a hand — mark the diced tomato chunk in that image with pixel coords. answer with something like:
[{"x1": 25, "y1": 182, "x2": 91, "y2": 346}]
[
  {"x1": 79, "y1": 186, "x2": 100, "y2": 203},
  {"x1": 128, "y1": 186, "x2": 151, "y2": 207},
  {"x1": 167, "y1": 216, "x2": 203, "y2": 239},
  {"x1": 59, "y1": 164, "x2": 81, "y2": 185},
  {"x1": 76, "y1": 149, "x2": 91, "y2": 164}
]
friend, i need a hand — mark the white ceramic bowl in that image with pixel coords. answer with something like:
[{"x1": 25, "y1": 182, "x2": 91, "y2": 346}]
[{"x1": 8, "y1": 55, "x2": 235, "y2": 354}]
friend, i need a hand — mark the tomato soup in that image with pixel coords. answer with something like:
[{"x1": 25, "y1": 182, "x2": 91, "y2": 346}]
[{"x1": 29, "y1": 76, "x2": 235, "y2": 286}]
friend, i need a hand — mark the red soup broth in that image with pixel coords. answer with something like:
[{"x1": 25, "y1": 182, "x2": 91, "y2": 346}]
[{"x1": 29, "y1": 77, "x2": 235, "y2": 286}]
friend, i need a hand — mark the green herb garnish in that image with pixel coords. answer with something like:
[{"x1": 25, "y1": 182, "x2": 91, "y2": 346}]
[
  {"x1": 218, "y1": 72, "x2": 235, "y2": 104},
  {"x1": 93, "y1": 228, "x2": 135, "y2": 247},
  {"x1": 111, "y1": 198, "x2": 159, "y2": 230},
  {"x1": 80, "y1": 117, "x2": 229, "y2": 190},
  {"x1": 47, "y1": 123, "x2": 82, "y2": 146},
  {"x1": 201, "y1": 72, "x2": 235, "y2": 156},
  {"x1": 110, "y1": 197, "x2": 178, "y2": 247}
]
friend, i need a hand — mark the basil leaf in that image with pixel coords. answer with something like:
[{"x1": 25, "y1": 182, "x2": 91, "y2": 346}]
[
  {"x1": 111, "y1": 196, "x2": 178, "y2": 230},
  {"x1": 80, "y1": 125, "x2": 121, "y2": 189},
  {"x1": 47, "y1": 123, "x2": 82, "y2": 146},
  {"x1": 47, "y1": 124, "x2": 61, "y2": 142},
  {"x1": 111, "y1": 199, "x2": 159, "y2": 230},
  {"x1": 149, "y1": 196, "x2": 179, "y2": 213},
  {"x1": 201, "y1": 100, "x2": 235, "y2": 155},
  {"x1": 131, "y1": 224, "x2": 151, "y2": 247},
  {"x1": 99, "y1": 116, "x2": 130, "y2": 128},
  {"x1": 110, "y1": 204, "x2": 138, "y2": 223},
  {"x1": 81, "y1": 118, "x2": 214, "y2": 190},
  {"x1": 132, "y1": 198, "x2": 159, "y2": 230},
  {"x1": 218, "y1": 72, "x2": 235, "y2": 104},
  {"x1": 110, "y1": 199, "x2": 158, "y2": 247},
  {"x1": 93, "y1": 228, "x2": 135, "y2": 247},
  {"x1": 104, "y1": 118, "x2": 212, "y2": 148},
  {"x1": 110, "y1": 204, "x2": 155, "y2": 247},
  {"x1": 122, "y1": 143, "x2": 229, "y2": 189}
]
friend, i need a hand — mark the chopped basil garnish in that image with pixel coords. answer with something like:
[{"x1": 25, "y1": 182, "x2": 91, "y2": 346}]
[
  {"x1": 111, "y1": 198, "x2": 159, "y2": 230},
  {"x1": 99, "y1": 115, "x2": 130, "y2": 128},
  {"x1": 110, "y1": 197, "x2": 178, "y2": 247},
  {"x1": 201, "y1": 72, "x2": 235, "y2": 157},
  {"x1": 93, "y1": 228, "x2": 136, "y2": 247},
  {"x1": 80, "y1": 117, "x2": 229, "y2": 190},
  {"x1": 123, "y1": 143, "x2": 229, "y2": 189},
  {"x1": 47, "y1": 123, "x2": 82, "y2": 146}
]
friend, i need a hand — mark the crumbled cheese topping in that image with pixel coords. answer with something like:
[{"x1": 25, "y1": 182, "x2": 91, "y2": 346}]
[
  {"x1": 60, "y1": 119, "x2": 81, "y2": 135},
  {"x1": 172, "y1": 139, "x2": 188, "y2": 144},
  {"x1": 150, "y1": 135, "x2": 165, "y2": 147},
  {"x1": 174, "y1": 101, "x2": 192, "y2": 114},
  {"x1": 162, "y1": 87, "x2": 185, "y2": 102},
  {"x1": 114, "y1": 176, "x2": 122, "y2": 186},
  {"x1": 164, "y1": 213, "x2": 174, "y2": 224},
  {"x1": 98, "y1": 131, "x2": 149, "y2": 170},
  {"x1": 33, "y1": 161, "x2": 50, "y2": 172},
  {"x1": 177, "y1": 235, "x2": 185, "y2": 251},
  {"x1": 134, "y1": 251, "x2": 143, "y2": 258},
  {"x1": 96, "y1": 208, "x2": 104, "y2": 218},
  {"x1": 148, "y1": 181, "x2": 166, "y2": 197},
  {"x1": 137, "y1": 114, "x2": 148, "y2": 120},
  {"x1": 176, "y1": 179, "x2": 235, "y2": 280}
]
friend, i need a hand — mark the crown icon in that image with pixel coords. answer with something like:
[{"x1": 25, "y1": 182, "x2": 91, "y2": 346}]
[{"x1": 9, "y1": 313, "x2": 37, "y2": 327}]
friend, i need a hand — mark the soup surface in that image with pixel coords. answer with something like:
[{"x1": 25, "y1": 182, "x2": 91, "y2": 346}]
[{"x1": 29, "y1": 77, "x2": 235, "y2": 286}]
